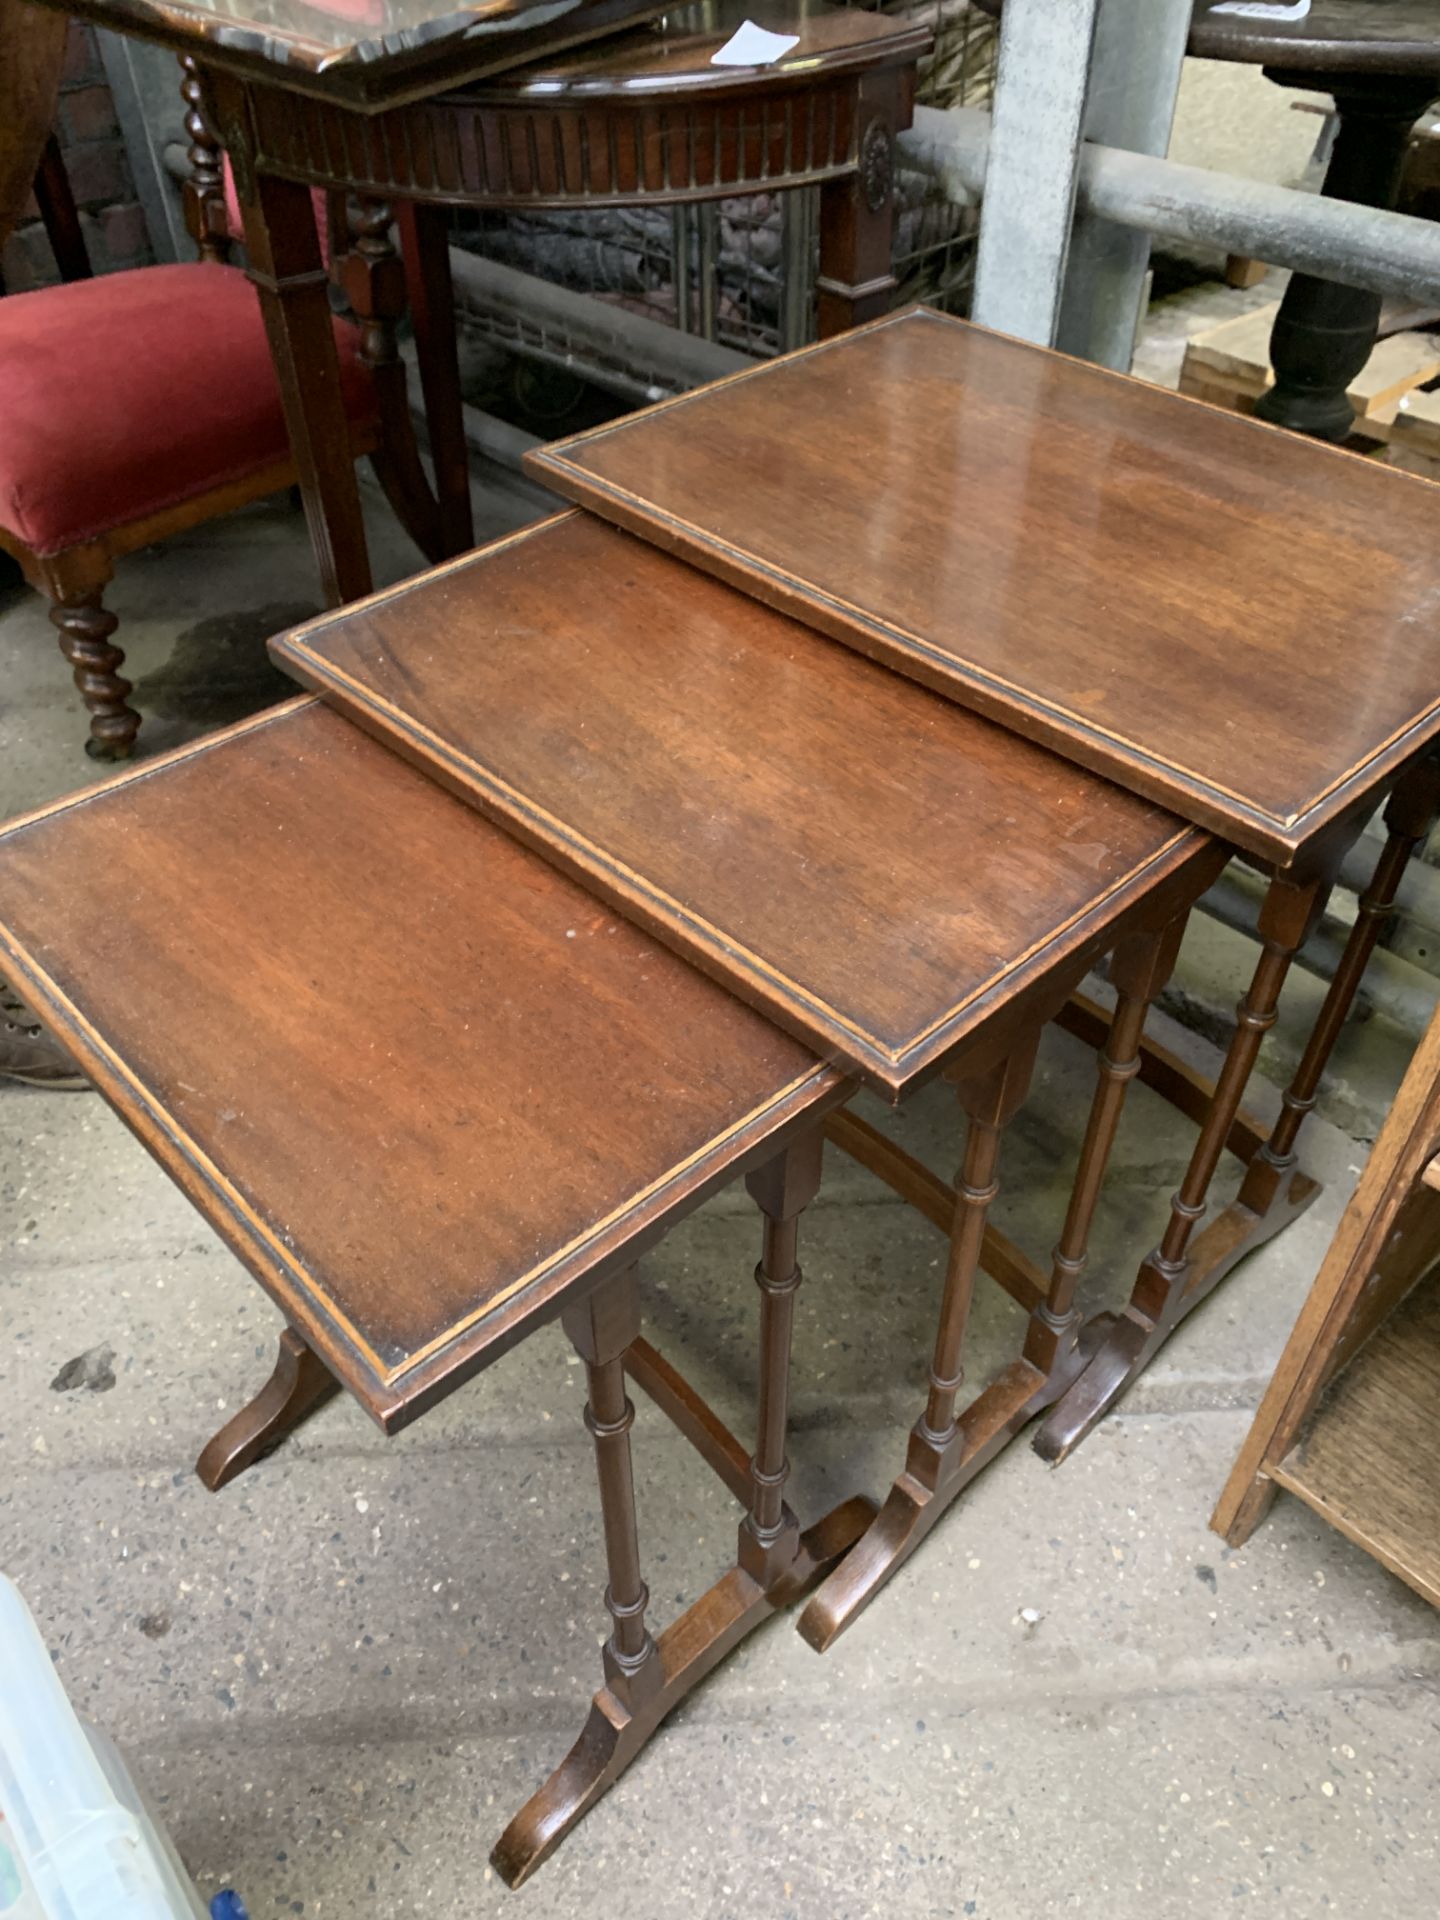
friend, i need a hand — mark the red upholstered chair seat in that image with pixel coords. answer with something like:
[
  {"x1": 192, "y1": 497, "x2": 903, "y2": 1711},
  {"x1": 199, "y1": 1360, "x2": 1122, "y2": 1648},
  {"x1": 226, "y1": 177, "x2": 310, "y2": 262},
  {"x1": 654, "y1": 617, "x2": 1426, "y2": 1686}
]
[{"x1": 0, "y1": 261, "x2": 376, "y2": 557}]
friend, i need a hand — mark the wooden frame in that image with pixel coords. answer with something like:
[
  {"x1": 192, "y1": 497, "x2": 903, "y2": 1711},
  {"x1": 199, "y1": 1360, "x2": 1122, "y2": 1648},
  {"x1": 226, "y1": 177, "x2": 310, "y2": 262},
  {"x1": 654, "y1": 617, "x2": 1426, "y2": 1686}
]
[{"x1": 1213, "y1": 994, "x2": 1440, "y2": 1603}]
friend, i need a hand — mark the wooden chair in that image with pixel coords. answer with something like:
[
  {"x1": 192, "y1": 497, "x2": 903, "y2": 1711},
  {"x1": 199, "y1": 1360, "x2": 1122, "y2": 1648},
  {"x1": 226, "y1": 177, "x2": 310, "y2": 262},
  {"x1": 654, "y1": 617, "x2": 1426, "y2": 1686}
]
[{"x1": 0, "y1": 61, "x2": 384, "y2": 761}]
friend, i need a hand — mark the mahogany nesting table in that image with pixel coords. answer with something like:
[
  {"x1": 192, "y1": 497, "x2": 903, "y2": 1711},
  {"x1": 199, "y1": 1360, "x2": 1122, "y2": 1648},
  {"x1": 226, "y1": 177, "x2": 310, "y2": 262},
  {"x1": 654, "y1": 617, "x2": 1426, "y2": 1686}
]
[
  {"x1": 271, "y1": 509, "x2": 1224, "y2": 1647},
  {"x1": 528, "y1": 303, "x2": 1440, "y2": 1468},
  {"x1": 0, "y1": 698, "x2": 873, "y2": 1885}
]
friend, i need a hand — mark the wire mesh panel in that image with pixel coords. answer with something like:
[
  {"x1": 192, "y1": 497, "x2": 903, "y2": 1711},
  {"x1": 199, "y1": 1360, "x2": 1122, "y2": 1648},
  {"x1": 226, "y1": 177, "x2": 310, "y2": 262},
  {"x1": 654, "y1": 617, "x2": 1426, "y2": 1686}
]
[{"x1": 451, "y1": 3, "x2": 997, "y2": 389}]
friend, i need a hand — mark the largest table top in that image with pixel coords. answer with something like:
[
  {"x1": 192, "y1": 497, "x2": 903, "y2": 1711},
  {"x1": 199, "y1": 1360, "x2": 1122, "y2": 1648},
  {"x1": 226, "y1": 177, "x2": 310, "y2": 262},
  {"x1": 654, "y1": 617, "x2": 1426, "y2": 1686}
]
[{"x1": 532, "y1": 306, "x2": 1440, "y2": 865}]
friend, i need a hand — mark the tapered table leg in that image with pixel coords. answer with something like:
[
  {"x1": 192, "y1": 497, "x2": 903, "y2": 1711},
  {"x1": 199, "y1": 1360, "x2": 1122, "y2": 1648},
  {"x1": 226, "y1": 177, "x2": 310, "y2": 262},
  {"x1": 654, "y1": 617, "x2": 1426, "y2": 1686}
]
[
  {"x1": 396, "y1": 199, "x2": 475, "y2": 559},
  {"x1": 1036, "y1": 866, "x2": 1334, "y2": 1464},
  {"x1": 196, "y1": 1327, "x2": 340, "y2": 1491},
  {"x1": 493, "y1": 1130, "x2": 873, "y2": 1886},
  {"x1": 209, "y1": 73, "x2": 372, "y2": 606}
]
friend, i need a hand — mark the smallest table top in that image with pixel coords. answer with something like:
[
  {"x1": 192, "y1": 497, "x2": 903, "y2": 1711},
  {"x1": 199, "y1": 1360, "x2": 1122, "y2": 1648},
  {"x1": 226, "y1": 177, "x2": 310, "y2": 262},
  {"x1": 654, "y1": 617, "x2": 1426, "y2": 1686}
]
[
  {"x1": 0, "y1": 701, "x2": 840, "y2": 1427},
  {"x1": 530, "y1": 306, "x2": 1440, "y2": 866}
]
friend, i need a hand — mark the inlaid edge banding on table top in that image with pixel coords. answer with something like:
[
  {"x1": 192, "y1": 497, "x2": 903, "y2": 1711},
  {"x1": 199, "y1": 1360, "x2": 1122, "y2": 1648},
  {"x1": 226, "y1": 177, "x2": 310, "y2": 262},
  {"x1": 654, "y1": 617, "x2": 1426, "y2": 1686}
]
[
  {"x1": 526, "y1": 306, "x2": 1440, "y2": 860},
  {"x1": 0, "y1": 704, "x2": 839, "y2": 1411},
  {"x1": 276, "y1": 529, "x2": 1208, "y2": 1091}
]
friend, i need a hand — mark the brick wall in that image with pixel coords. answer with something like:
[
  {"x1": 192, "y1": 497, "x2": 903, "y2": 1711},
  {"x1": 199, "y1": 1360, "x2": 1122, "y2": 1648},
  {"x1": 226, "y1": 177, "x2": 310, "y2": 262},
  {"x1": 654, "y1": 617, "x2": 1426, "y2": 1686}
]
[{"x1": 1, "y1": 23, "x2": 155, "y2": 293}]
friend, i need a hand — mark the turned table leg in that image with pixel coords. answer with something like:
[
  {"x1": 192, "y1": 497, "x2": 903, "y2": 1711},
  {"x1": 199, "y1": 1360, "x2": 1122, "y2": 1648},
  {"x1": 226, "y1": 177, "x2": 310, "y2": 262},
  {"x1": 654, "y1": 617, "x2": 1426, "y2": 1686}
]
[
  {"x1": 196, "y1": 1326, "x2": 340, "y2": 1491},
  {"x1": 1026, "y1": 916, "x2": 1189, "y2": 1385},
  {"x1": 1036, "y1": 866, "x2": 1334, "y2": 1464},
  {"x1": 1238, "y1": 761, "x2": 1440, "y2": 1220},
  {"x1": 1254, "y1": 70, "x2": 1435, "y2": 441},
  {"x1": 800, "y1": 1032, "x2": 1042, "y2": 1651},
  {"x1": 493, "y1": 1130, "x2": 872, "y2": 1885}
]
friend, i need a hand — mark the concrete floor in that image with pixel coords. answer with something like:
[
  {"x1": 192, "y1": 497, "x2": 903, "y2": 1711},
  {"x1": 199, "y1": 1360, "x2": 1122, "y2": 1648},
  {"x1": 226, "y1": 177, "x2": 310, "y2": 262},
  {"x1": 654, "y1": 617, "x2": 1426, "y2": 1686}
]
[{"x1": 3, "y1": 434, "x2": 1440, "y2": 1920}]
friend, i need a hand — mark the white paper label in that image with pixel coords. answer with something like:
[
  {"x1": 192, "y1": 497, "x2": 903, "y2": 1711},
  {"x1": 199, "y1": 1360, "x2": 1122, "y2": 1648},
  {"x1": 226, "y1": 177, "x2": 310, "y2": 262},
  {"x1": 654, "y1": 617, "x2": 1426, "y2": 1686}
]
[
  {"x1": 1209, "y1": 1, "x2": 1312, "y2": 21},
  {"x1": 711, "y1": 19, "x2": 802, "y2": 66}
]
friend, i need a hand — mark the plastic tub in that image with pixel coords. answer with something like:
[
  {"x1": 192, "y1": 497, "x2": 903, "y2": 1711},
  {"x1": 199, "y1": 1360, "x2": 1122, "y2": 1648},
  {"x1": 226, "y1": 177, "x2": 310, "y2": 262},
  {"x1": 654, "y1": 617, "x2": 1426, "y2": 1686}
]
[{"x1": 0, "y1": 1573, "x2": 210, "y2": 1920}]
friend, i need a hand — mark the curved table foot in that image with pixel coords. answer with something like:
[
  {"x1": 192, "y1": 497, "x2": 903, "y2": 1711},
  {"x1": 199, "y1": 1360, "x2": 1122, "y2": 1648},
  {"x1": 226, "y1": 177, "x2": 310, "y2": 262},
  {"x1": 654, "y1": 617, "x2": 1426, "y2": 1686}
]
[
  {"x1": 491, "y1": 1492, "x2": 875, "y2": 1888},
  {"x1": 798, "y1": 1337, "x2": 1099, "y2": 1654},
  {"x1": 196, "y1": 1327, "x2": 340, "y2": 1491},
  {"x1": 1033, "y1": 1165, "x2": 1322, "y2": 1467}
]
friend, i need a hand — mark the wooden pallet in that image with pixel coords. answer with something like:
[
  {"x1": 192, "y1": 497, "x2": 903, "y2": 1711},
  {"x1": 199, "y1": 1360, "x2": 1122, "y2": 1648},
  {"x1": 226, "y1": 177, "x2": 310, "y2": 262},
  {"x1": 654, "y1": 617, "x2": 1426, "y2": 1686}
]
[
  {"x1": 1178, "y1": 300, "x2": 1440, "y2": 445},
  {"x1": 1388, "y1": 384, "x2": 1440, "y2": 481}
]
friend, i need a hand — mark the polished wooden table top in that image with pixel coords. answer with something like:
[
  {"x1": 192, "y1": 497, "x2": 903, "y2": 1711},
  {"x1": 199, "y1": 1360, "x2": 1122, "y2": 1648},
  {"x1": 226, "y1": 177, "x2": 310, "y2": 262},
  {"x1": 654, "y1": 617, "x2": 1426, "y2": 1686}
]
[
  {"x1": 1189, "y1": 0, "x2": 1440, "y2": 76},
  {"x1": 274, "y1": 512, "x2": 1218, "y2": 1096},
  {"x1": 0, "y1": 699, "x2": 840, "y2": 1426},
  {"x1": 530, "y1": 306, "x2": 1440, "y2": 865},
  {"x1": 975, "y1": 0, "x2": 1440, "y2": 79},
  {"x1": 35, "y1": 0, "x2": 666, "y2": 105}
]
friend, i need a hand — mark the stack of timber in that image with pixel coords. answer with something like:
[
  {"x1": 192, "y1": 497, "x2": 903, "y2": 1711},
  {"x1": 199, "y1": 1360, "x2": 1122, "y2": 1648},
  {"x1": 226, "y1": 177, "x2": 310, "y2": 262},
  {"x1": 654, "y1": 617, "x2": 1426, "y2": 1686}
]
[
  {"x1": 1388, "y1": 386, "x2": 1440, "y2": 481},
  {"x1": 1178, "y1": 301, "x2": 1440, "y2": 448}
]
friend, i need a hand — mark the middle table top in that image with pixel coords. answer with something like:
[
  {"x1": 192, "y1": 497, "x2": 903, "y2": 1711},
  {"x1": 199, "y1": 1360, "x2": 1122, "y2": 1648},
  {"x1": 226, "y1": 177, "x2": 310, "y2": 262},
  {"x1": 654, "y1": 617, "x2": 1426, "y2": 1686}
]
[
  {"x1": 529, "y1": 305, "x2": 1440, "y2": 866},
  {"x1": 274, "y1": 512, "x2": 1217, "y2": 1097}
]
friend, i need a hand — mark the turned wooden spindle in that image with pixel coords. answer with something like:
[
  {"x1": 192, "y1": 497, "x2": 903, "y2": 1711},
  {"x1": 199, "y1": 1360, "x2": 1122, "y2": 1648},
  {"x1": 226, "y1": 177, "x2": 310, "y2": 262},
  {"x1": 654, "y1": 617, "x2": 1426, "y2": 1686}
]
[
  {"x1": 739, "y1": 1129, "x2": 824, "y2": 1580},
  {"x1": 562, "y1": 1273, "x2": 662, "y2": 1703},
  {"x1": 179, "y1": 56, "x2": 231, "y2": 265},
  {"x1": 916, "y1": 1036, "x2": 1041, "y2": 1470},
  {"x1": 1131, "y1": 870, "x2": 1329, "y2": 1324},
  {"x1": 1025, "y1": 917, "x2": 1187, "y2": 1377},
  {"x1": 1239, "y1": 760, "x2": 1440, "y2": 1216},
  {"x1": 50, "y1": 592, "x2": 139, "y2": 761},
  {"x1": 343, "y1": 194, "x2": 402, "y2": 370}
]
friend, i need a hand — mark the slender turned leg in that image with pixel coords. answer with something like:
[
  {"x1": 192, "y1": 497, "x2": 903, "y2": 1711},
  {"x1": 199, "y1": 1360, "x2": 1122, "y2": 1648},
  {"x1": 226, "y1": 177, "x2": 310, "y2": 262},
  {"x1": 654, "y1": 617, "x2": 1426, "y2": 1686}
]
[
  {"x1": 1239, "y1": 762, "x2": 1440, "y2": 1219},
  {"x1": 209, "y1": 73, "x2": 371, "y2": 606},
  {"x1": 196, "y1": 1327, "x2": 340, "y2": 1491},
  {"x1": 800, "y1": 1035, "x2": 1042, "y2": 1652},
  {"x1": 342, "y1": 195, "x2": 447, "y2": 564},
  {"x1": 494, "y1": 1134, "x2": 872, "y2": 1886},
  {"x1": 569, "y1": 1272, "x2": 665, "y2": 1702},
  {"x1": 1025, "y1": 916, "x2": 1189, "y2": 1381},
  {"x1": 50, "y1": 586, "x2": 139, "y2": 761},
  {"x1": 1037, "y1": 868, "x2": 1332, "y2": 1464},
  {"x1": 816, "y1": 71, "x2": 902, "y2": 337}
]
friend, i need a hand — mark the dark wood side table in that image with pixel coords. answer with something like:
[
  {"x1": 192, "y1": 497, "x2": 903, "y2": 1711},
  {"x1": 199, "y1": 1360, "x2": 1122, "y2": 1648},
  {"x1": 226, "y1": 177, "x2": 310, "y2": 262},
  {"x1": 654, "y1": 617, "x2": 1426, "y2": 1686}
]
[
  {"x1": 1189, "y1": 0, "x2": 1440, "y2": 441},
  {"x1": 273, "y1": 508, "x2": 1225, "y2": 1644},
  {"x1": 0, "y1": 696, "x2": 876, "y2": 1884},
  {"x1": 1213, "y1": 990, "x2": 1440, "y2": 1605},
  {"x1": 20, "y1": 0, "x2": 928, "y2": 607},
  {"x1": 974, "y1": 0, "x2": 1440, "y2": 439},
  {"x1": 526, "y1": 303, "x2": 1440, "y2": 1467}
]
